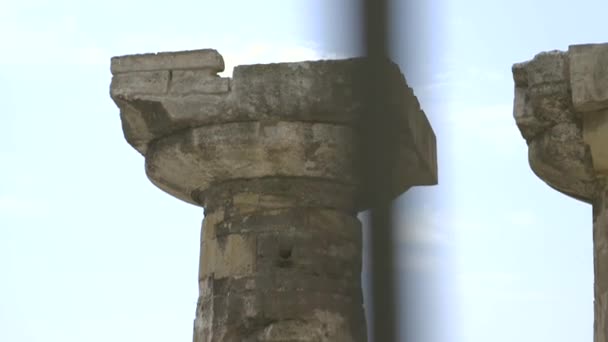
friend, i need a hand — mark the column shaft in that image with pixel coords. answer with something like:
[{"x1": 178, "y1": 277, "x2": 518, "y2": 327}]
[
  {"x1": 595, "y1": 183, "x2": 608, "y2": 342},
  {"x1": 193, "y1": 178, "x2": 367, "y2": 342}
]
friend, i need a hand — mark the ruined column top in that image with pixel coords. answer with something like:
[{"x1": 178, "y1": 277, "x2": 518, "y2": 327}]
[
  {"x1": 110, "y1": 49, "x2": 437, "y2": 209},
  {"x1": 512, "y1": 42, "x2": 608, "y2": 203}
]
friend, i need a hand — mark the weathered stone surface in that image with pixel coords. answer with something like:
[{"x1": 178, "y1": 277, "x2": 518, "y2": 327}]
[
  {"x1": 169, "y1": 72, "x2": 231, "y2": 95},
  {"x1": 512, "y1": 44, "x2": 608, "y2": 342},
  {"x1": 199, "y1": 234, "x2": 256, "y2": 279},
  {"x1": 512, "y1": 49, "x2": 600, "y2": 203},
  {"x1": 144, "y1": 121, "x2": 357, "y2": 207},
  {"x1": 194, "y1": 179, "x2": 366, "y2": 342},
  {"x1": 195, "y1": 290, "x2": 363, "y2": 342},
  {"x1": 569, "y1": 44, "x2": 608, "y2": 112},
  {"x1": 110, "y1": 51, "x2": 437, "y2": 209},
  {"x1": 111, "y1": 49, "x2": 224, "y2": 74},
  {"x1": 584, "y1": 110, "x2": 608, "y2": 174},
  {"x1": 197, "y1": 178, "x2": 358, "y2": 214},
  {"x1": 111, "y1": 49, "x2": 438, "y2": 342},
  {"x1": 595, "y1": 183, "x2": 608, "y2": 342},
  {"x1": 110, "y1": 71, "x2": 170, "y2": 96}
]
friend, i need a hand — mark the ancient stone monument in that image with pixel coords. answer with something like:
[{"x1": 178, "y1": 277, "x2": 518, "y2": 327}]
[
  {"x1": 110, "y1": 49, "x2": 437, "y2": 341},
  {"x1": 512, "y1": 43, "x2": 608, "y2": 341}
]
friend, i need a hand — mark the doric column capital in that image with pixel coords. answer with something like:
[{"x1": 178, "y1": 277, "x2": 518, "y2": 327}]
[
  {"x1": 513, "y1": 44, "x2": 608, "y2": 342},
  {"x1": 110, "y1": 49, "x2": 437, "y2": 210},
  {"x1": 512, "y1": 43, "x2": 608, "y2": 203}
]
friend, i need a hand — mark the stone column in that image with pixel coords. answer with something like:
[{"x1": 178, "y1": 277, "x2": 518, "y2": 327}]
[
  {"x1": 110, "y1": 49, "x2": 437, "y2": 342},
  {"x1": 512, "y1": 43, "x2": 608, "y2": 341},
  {"x1": 595, "y1": 182, "x2": 608, "y2": 341}
]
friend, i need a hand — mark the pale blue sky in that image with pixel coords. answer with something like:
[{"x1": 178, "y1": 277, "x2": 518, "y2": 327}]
[{"x1": 0, "y1": 0, "x2": 606, "y2": 341}]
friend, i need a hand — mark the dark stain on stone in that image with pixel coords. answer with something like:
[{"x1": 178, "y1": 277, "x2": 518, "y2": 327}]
[
  {"x1": 276, "y1": 240, "x2": 294, "y2": 268},
  {"x1": 129, "y1": 98, "x2": 173, "y2": 137},
  {"x1": 279, "y1": 246, "x2": 292, "y2": 260}
]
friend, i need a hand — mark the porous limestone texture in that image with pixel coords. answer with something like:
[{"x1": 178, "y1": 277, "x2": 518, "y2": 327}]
[
  {"x1": 110, "y1": 49, "x2": 437, "y2": 342},
  {"x1": 595, "y1": 184, "x2": 608, "y2": 342},
  {"x1": 512, "y1": 43, "x2": 608, "y2": 342}
]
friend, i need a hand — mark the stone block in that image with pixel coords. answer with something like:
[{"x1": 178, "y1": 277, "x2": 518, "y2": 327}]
[
  {"x1": 199, "y1": 240, "x2": 216, "y2": 279},
  {"x1": 583, "y1": 109, "x2": 608, "y2": 174},
  {"x1": 169, "y1": 71, "x2": 230, "y2": 94},
  {"x1": 111, "y1": 49, "x2": 224, "y2": 74},
  {"x1": 255, "y1": 231, "x2": 360, "y2": 279},
  {"x1": 199, "y1": 234, "x2": 256, "y2": 279},
  {"x1": 196, "y1": 178, "x2": 357, "y2": 213},
  {"x1": 307, "y1": 209, "x2": 362, "y2": 242},
  {"x1": 215, "y1": 208, "x2": 306, "y2": 237},
  {"x1": 231, "y1": 192, "x2": 260, "y2": 214},
  {"x1": 230, "y1": 60, "x2": 363, "y2": 123},
  {"x1": 113, "y1": 99, "x2": 156, "y2": 155},
  {"x1": 198, "y1": 277, "x2": 213, "y2": 300},
  {"x1": 201, "y1": 209, "x2": 224, "y2": 242},
  {"x1": 110, "y1": 71, "x2": 170, "y2": 97},
  {"x1": 203, "y1": 271, "x2": 360, "y2": 299},
  {"x1": 258, "y1": 194, "x2": 297, "y2": 208},
  {"x1": 568, "y1": 43, "x2": 608, "y2": 112}
]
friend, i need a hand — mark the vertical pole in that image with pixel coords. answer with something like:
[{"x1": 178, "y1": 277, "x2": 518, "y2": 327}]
[{"x1": 361, "y1": 0, "x2": 398, "y2": 341}]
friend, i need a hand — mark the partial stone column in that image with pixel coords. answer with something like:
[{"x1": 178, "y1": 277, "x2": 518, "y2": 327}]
[
  {"x1": 110, "y1": 49, "x2": 437, "y2": 342},
  {"x1": 595, "y1": 182, "x2": 608, "y2": 341},
  {"x1": 194, "y1": 179, "x2": 364, "y2": 340},
  {"x1": 512, "y1": 43, "x2": 608, "y2": 342}
]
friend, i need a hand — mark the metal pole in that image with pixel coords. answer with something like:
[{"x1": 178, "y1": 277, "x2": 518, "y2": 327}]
[{"x1": 361, "y1": 0, "x2": 398, "y2": 341}]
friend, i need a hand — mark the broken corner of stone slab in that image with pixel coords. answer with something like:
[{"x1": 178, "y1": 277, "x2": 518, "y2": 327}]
[
  {"x1": 110, "y1": 48, "x2": 438, "y2": 211},
  {"x1": 511, "y1": 42, "x2": 608, "y2": 203}
]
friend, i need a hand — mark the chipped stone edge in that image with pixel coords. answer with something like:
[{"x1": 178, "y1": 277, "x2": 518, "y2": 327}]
[{"x1": 111, "y1": 48, "x2": 225, "y2": 74}]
